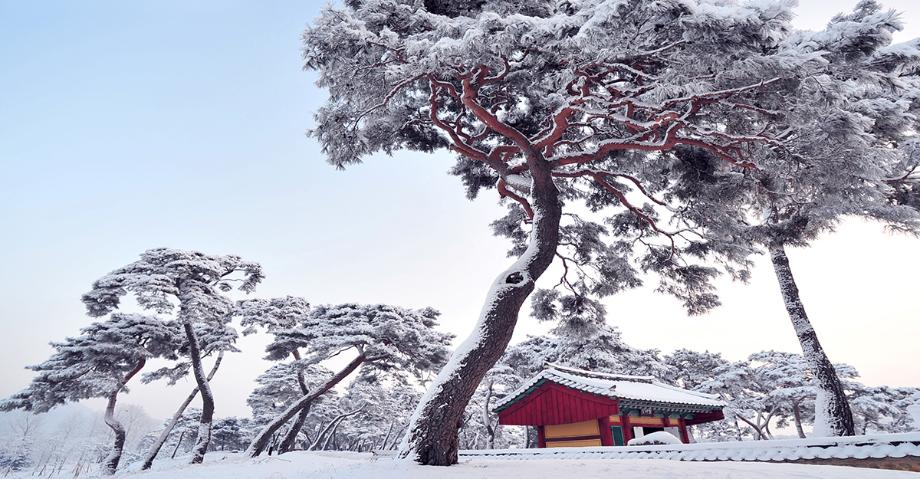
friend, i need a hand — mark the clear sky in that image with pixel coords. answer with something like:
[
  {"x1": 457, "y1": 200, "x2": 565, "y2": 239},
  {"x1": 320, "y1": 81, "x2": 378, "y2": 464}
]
[{"x1": 1, "y1": 0, "x2": 919, "y2": 419}]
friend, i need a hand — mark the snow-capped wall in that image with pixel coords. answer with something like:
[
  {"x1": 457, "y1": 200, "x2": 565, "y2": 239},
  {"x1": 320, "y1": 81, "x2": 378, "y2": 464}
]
[{"x1": 453, "y1": 433, "x2": 920, "y2": 463}]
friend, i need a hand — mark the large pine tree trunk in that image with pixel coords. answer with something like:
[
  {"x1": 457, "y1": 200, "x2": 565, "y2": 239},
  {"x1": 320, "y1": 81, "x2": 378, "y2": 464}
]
[
  {"x1": 279, "y1": 351, "x2": 311, "y2": 453},
  {"x1": 102, "y1": 359, "x2": 146, "y2": 476},
  {"x1": 399, "y1": 170, "x2": 562, "y2": 465},
  {"x1": 182, "y1": 321, "x2": 216, "y2": 464},
  {"x1": 246, "y1": 353, "x2": 367, "y2": 457},
  {"x1": 140, "y1": 351, "x2": 225, "y2": 470},
  {"x1": 769, "y1": 243, "x2": 855, "y2": 436}
]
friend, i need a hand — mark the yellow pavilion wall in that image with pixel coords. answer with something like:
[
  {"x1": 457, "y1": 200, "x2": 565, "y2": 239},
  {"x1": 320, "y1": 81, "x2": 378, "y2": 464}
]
[
  {"x1": 541, "y1": 415, "x2": 675, "y2": 448},
  {"x1": 543, "y1": 419, "x2": 602, "y2": 448}
]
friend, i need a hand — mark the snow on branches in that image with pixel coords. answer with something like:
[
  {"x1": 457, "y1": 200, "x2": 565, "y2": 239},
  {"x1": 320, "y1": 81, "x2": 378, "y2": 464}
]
[
  {"x1": 302, "y1": 0, "x2": 873, "y2": 464},
  {"x1": 81, "y1": 248, "x2": 263, "y2": 465},
  {"x1": 81, "y1": 248, "x2": 263, "y2": 320},
  {"x1": 243, "y1": 301, "x2": 453, "y2": 457},
  {"x1": 303, "y1": 0, "x2": 847, "y2": 327},
  {"x1": 1, "y1": 313, "x2": 179, "y2": 414},
  {"x1": 263, "y1": 303, "x2": 454, "y2": 378},
  {"x1": 1, "y1": 313, "x2": 180, "y2": 474}
]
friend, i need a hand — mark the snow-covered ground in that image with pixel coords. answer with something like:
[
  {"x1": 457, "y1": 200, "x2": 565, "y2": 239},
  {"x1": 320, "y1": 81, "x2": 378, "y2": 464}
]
[{"x1": 107, "y1": 451, "x2": 918, "y2": 479}]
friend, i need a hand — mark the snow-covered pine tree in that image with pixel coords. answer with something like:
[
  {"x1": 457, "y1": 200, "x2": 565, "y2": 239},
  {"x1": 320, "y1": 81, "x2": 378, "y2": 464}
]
[
  {"x1": 155, "y1": 408, "x2": 203, "y2": 459},
  {"x1": 888, "y1": 139, "x2": 920, "y2": 209},
  {"x1": 0, "y1": 314, "x2": 179, "y2": 475},
  {"x1": 210, "y1": 417, "x2": 250, "y2": 452},
  {"x1": 893, "y1": 388, "x2": 920, "y2": 431},
  {"x1": 694, "y1": 358, "x2": 781, "y2": 440},
  {"x1": 527, "y1": 294, "x2": 674, "y2": 378},
  {"x1": 459, "y1": 362, "x2": 524, "y2": 450},
  {"x1": 747, "y1": 351, "x2": 822, "y2": 439},
  {"x1": 720, "y1": 1, "x2": 920, "y2": 437},
  {"x1": 849, "y1": 384, "x2": 920, "y2": 434},
  {"x1": 81, "y1": 248, "x2": 263, "y2": 464},
  {"x1": 664, "y1": 349, "x2": 732, "y2": 391},
  {"x1": 693, "y1": 350, "x2": 862, "y2": 440},
  {"x1": 246, "y1": 361, "x2": 334, "y2": 454},
  {"x1": 139, "y1": 320, "x2": 239, "y2": 469},
  {"x1": 244, "y1": 303, "x2": 452, "y2": 456},
  {"x1": 663, "y1": 349, "x2": 750, "y2": 441},
  {"x1": 0, "y1": 444, "x2": 31, "y2": 476},
  {"x1": 325, "y1": 378, "x2": 423, "y2": 452},
  {"x1": 235, "y1": 296, "x2": 314, "y2": 453},
  {"x1": 301, "y1": 0, "x2": 846, "y2": 464},
  {"x1": 862, "y1": 12, "x2": 920, "y2": 212}
]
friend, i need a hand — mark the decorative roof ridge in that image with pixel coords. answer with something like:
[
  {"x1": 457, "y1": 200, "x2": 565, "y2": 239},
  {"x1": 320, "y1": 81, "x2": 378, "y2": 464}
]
[
  {"x1": 646, "y1": 380, "x2": 724, "y2": 401},
  {"x1": 544, "y1": 362, "x2": 655, "y2": 383}
]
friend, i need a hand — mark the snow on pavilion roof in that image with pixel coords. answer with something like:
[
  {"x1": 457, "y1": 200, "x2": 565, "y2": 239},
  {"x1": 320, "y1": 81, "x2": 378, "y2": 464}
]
[{"x1": 493, "y1": 363, "x2": 726, "y2": 412}]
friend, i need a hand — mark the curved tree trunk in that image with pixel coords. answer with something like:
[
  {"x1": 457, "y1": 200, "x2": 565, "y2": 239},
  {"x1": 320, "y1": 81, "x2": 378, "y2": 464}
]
[
  {"x1": 102, "y1": 359, "x2": 146, "y2": 476},
  {"x1": 482, "y1": 379, "x2": 496, "y2": 449},
  {"x1": 246, "y1": 353, "x2": 367, "y2": 457},
  {"x1": 398, "y1": 167, "x2": 563, "y2": 465},
  {"x1": 170, "y1": 431, "x2": 186, "y2": 459},
  {"x1": 378, "y1": 422, "x2": 395, "y2": 451},
  {"x1": 763, "y1": 411, "x2": 775, "y2": 439},
  {"x1": 279, "y1": 350, "x2": 310, "y2": 453},
  {"x1": 792, "y1": 400, "x2": 807, "y2": 439},
  {"x1": 310, "y1": 407, "x2": 364, "y2": 451},
  {"x1": 736, "y1": 414, "x2": 766, "y2": 440},
  {"x1": 140, "y1": 351, "x2": 225, "y2": 470},
  {"x1": 182, "y1": 321, "x2": 215, "y2": 464},
  {"x1": 769, "y1": 243, "x2": 855, "y2": 436}
]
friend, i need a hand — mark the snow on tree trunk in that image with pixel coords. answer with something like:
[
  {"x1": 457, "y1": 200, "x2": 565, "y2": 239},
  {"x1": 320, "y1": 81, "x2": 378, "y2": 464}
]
[
  {"x1": 398, "y1": 173, "x2": 563, "y2": 466},
  {"x1": 102, "y1": 395, "x2": 127, "y2": 475},
  {"x1": 279, "y1": 401, "x2": 311, "y2": 453},
  {"x1": 279, "y1": 351, "x2": 311, "y2": 453},
  {"x1": 482, "y1": 379, "x2": 496, "y2": 449},
  {"x1": 769, "y1": 243, "x2": 855, "y2": 436},
  {"x1": 183, "y1": 320, "x2": 215, "y2": 464},
  {"x1": 246, "y1": 353, "x2": 367, "y2": 457},
  {"x1": 140, "y1": 351, "x2": 224, "y2": 470},
  {"x1": 792, "y1": 400, "x2": 807, "y2": 439},
  {"x1": 102, "y1": 359, "x2": 145, "y2": 476},
  {"x1": 311, "y1": 408, "x2": 363, "y2": 451}
]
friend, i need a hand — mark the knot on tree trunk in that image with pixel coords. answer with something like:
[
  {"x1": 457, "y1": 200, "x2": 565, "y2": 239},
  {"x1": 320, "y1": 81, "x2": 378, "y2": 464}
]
[{"x1": 505, "y1": 272, "x2": 524, "y2": 284}]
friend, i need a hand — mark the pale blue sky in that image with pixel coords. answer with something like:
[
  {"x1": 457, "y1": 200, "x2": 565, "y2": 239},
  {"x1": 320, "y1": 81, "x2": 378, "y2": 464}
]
[{"x1": 1, "y1": 1, "x2": 918, "y2": 418}]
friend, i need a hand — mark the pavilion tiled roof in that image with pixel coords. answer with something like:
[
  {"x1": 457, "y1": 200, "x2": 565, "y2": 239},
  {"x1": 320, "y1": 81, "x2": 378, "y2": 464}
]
[{"x1": 493, "y1": 363, "x2": 726, "y2": 412}]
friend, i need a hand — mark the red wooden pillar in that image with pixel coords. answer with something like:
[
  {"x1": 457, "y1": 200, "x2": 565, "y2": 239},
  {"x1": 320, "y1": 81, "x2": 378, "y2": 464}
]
[
  {"x1": 677, "y1": 419, "x2": 690, "y2": 444},
  {"x1": 620, "y1": 414, "x2": 633, "y2": 444},
  {"x1": 537, "y1": 425, "x2": 546, "y2": 448},
  {"x1": 598, "y1": 416, "x2": 613, "y2": 446}
]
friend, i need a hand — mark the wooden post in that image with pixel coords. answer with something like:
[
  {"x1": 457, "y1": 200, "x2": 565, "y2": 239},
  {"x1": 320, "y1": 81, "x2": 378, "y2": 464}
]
[
  {"x1": 537, "y1": 425, "x2": 546, "y2": 448},
  {"x1": 598, "y1": 416, "x2": 613, "y2": 447},
  {"x1": 677, "y1": 419, "x2": 690, "y2": 444},
  {"x1": 621, "y1": 414, "x2": 633, "y2": 444}
]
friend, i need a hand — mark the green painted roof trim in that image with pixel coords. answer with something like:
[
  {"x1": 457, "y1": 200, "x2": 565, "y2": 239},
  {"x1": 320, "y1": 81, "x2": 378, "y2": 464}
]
[{"x1": 493, "y1": 378, "x2": 547, "y2": 413}]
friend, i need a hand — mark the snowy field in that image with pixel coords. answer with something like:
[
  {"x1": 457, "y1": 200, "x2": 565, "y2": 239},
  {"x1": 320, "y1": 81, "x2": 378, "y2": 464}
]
[{"x1": 102, "y1": 452, "x2": 918, "y2": 479}]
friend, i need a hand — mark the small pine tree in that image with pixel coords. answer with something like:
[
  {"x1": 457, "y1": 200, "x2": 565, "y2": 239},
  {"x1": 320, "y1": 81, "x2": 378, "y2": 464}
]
[
  {"x1": 1, "y1": 314, "x2": 180, "y2": 475},
  {"x1": 244, "y1": 302, "x2": 453, "y2": 456},
  {"x1": 82, "y1": 248, "x2": 263, "y2": 464}
]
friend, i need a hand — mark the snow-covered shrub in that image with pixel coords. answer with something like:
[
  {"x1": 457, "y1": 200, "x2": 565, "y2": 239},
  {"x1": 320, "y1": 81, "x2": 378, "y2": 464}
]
[
  {"x1": 628, "y1": 431, "x2": 682, "y2": 446},
  {"x1": 0, "y1": 441, "x2": 31, "y2": 474}
]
